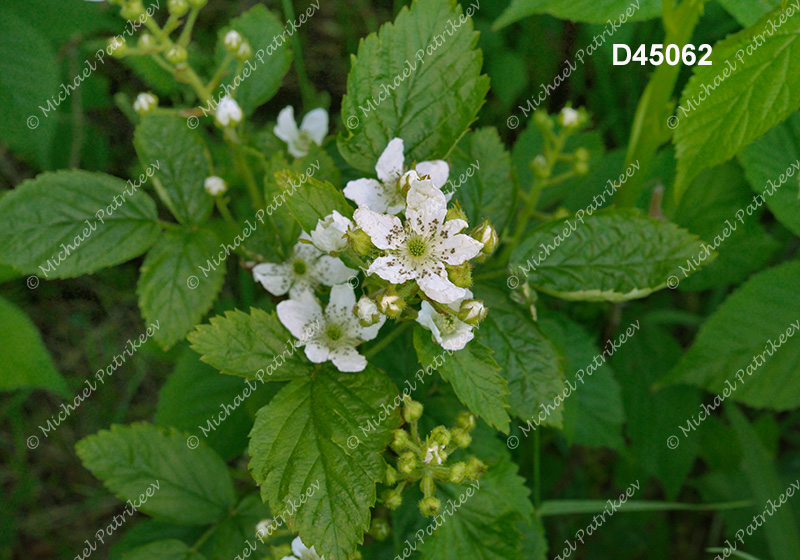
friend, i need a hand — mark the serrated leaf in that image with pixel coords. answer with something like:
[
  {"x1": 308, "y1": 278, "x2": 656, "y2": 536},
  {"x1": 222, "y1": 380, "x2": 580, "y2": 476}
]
[
  {"x1": 122, "y1": 539, "x2": 205, "y2": 560},
  {"x1": 493, "y1": 0, "x2": 659, "y2": 28},
  {"x1": 134, "y1": 115, "x2": 212, "y2": 225},
  {"x1": 76, "y1": 423, "x2": 235, "y2": 526},
  {"x1": 413, "y1": 327, "x2": 510, "y2": 433},
  {"x1": 216, "y1": 5, "x2": 293, "y2": 115},
  {"x1": 0, "y1": 170, "x2": 160, "y2": 278},
  {"x1": 716, "y1": 0, "x2": 781, "y2": 26},
  {"x1": 189, "y1": 307, "x2": 313, "y2": 381},
  {"x1": 478, "y1": 284, "x2": 565, "y2": 428},
  {"x1": 137, "y1": 229, "x2": 226, "y2": 350},
  {"x1": 449, "y1": 128, "x2": 515, "y2": 234},
  {"x1": 248, "y1": 364, "x2": 400, "y2": 560},
  {"x1": 510, "y1": 211, "x2": 711, "y2": 302},
  {"x1": 0, "y1": 296, "x2": 68, "y2": 396},
  {"x1": 337, "y1": 0, "x2": 489, "y2": 173},
  {"x1": 673, "y1": 5, "x2": 800, "y2": 198},
  {"x1": 278, "y1": 170, "x2": 353, "y2": 233},
  {"x1": 664, "y1": 261, "x2": 800, "y2": 410}
]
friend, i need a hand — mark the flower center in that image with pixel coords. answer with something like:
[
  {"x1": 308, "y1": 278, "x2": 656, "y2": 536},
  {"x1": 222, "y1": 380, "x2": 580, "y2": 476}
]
[
  {"x1": 292, "y1": 259, "x2": 307, "y2": 276},
  {"x1": 296, "y1": 130, "x2": 313, "y2": 153},
  {"x1": 326, "y1": 323, "x2": 344, "y2": 341},
  {"x1": 434, "y1": 313, "x2": 458, "y2": 335},
  {"x1": 407, "y1": 235, "x2": 428, "y2": 257}
]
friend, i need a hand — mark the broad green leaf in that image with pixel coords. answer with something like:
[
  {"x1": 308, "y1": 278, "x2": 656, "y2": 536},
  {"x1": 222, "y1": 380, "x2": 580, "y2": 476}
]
[
  {"x1": 134, "y1": 114, "x2": 212, "y2": 225},
  {"x1": 539, "y1": 314, "x2": 625, "y2": 450},
  {"x1": 673, "y1": 163, "x2": 779, "y2": 291},
  {"x1": 216, "y1": 5, "x2": 292, "y2": 116},
  {"x1": 716, "y1": 0, "x2": 781, "y2": 25},
  {"x1": 0, "y1": 9, "x2": 60, "y2": 169},
  {"x1": 727, "y1": 405, "x2": 800, "y2": 560},
  {"x1": 664, "y1": 261, "x2": 800, "y2": 410},
  {"x1": 738, "y1": 112, "x2": 800, "y2": 237},
  {"x1": 76, "y1": 423, "x2": 235, "y2": 526},
  {"x1": 478, "y1": 284, "x2": 565, "y2": 428},
  {"x1": 493, "y1": 0, "x2": 659, "y2": 28},
  {"x1": 155, "y1": 349, "x2": 251, "y2": 460},
  {"x1": 0, "y1": 171, "x2": 160, "y2": 278},
  {"x1": 673, "y1": 5, "x2": 800, "y2": 199},
  {"x1": 413, "y1": 327, "x2": 510, "y2": 433},
  {"x1": 510, "y1": 211, "x2": 710, "y2": 302},
  {"x1": 122, "y1": 540, "x2": 205, "y2": 560},
  {"x1": 248, "y1": 364, "x2": 400, "y2": 560},
  {"x1": 337, "y1": 0, "x2": 489, "y2": 172},
  {"x1": 137, "y1": 229, "x2": 226, "y2": 350},
  {"x1": 0, "y1": 296, "x2": 68, "y2": 396},
  {"x1": 188, "y1": 307, "x2": 313, "y2": 381},
  {"x1": 279, "y1": 171, "x2": 353, "y2": 233},
  {"x1": 449, "y1": 128, "x2": 515, "y2": 234},
  {"x1": 419, "y1": 460, "x2": 533, "y2": 560},
  {"x1": 109, "y1": 521, "x2": 204, "y2": 560},
  {"x1": 6, "y1": 0, "x2": 117, "y2": 45}
]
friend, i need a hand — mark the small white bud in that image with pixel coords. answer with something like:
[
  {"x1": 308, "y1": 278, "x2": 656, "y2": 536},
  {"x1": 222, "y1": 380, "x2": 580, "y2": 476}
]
[
  {"x1": 224, "y1": 30, "x2": 243, "y2": 52},
  {"x1": 215, "y1": 96, "x2": 243, "y2": 127},
  {"x1": 354, "y1": 296, "x2": 381, "y2": 327},
  {"x1": 457, "y1": 299, "x2": 487, "y2": 326},
  {"x1": 204, "y1": 176, "x2": 227, "y2": 196},
  {"x1": 133, "y1": 93, "x2": 158, "y2": 115},
  {"x1": 559, "y1": 107, "x2": 581, "y2": 128}
]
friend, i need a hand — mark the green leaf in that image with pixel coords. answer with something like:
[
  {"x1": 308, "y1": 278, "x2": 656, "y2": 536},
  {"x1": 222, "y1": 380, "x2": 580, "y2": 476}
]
[
  {"x1": 737, "y1": 112, "x2": 800, "y2": 237},
  {"x1": 216, "y1": 5, "x2": 293, "y2": 116},
  {"x1": 413, "y1": 327, "x2": 510, "y2": 433},
  {"x1": 188, "y1": 307, "x2": 314, "y2": 381},
  {"x1": 337, "y1": 0, "x2": 489, "y2": 172},
  {"x1": 478, "y1": 284, "x2": 565, "y2": 428},
  {"x1": 493, "y1": 0, "x2": 659, "y2": 28},
  {"x1": 137, "y1": 229, "x2": 226, "y2": 350},
  {"x1": 248, "y1": 364, "x2": 400, "y2": 560},
  {"x1": 510, "y1": 211, "x2": 710, "y2": 302},
  {"x1": 0, "y1": 296, "x2": 68, "y2": 396},
  {"x1": 716, "y1": 0, "x2": 781, "y2": 26},
  {"x1": 279, "y1": 170, "x2": 353, "y2": 233},
  {"x1": 134, "y1": 114, "x2": 213, "y2": 225},
  {"x1": 419, "y1": 459, "x2": 533, "y2": 560},
  {"x1": 726, "y1": 404, "x2": 800, "y2": 560},
  {"x1": 673, "y1": 5, "x2": 800, "y2": 199},
  {"x1": 122, "y1": 540, "x2": 205, "y2": 560},
  {"x1": 211, "y1": 495, "x2": 272, "y2": 560},
  {"x1": 76, "y1": 423, "x2": 235, "y2": 526},
  {"x1": 0, "y1": 8, "x2": 60, "y2": 169},
  {"x1": 109, "y1": 521, "x2": 204, "y2": 560},
  {"x1": 449, "y1": 128, "x2": 515, "y2": 234},
  {"x1": 0, "y1": 170, "x2": 160, "y2": 278},
  {"x1": 664, "y1": 261, "x2": 800, "y2": 410},
  {"x1": 539, "y1": 314, "x2": 625, "y2": 450}
]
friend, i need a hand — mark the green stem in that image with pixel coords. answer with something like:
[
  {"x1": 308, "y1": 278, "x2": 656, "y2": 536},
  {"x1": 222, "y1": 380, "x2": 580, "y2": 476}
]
[
  {"x1": 230, "y1": 139, "x2": 266, "y2": 209},
  {"x1": 178, "y1": 8, "x2": 201, "y2": 47},
  {"x1": 189, "y1": 523, "x2": 219, "y2": 553},
  {"x1": 215, "y1": 197, "x2": 236, "y2": 223},
  {"x1": 280, "y1": 0, "x2": 318, "y2": 109},
  {"x1": 364, "y1": 321, "x2": 413, "y2": 359}
]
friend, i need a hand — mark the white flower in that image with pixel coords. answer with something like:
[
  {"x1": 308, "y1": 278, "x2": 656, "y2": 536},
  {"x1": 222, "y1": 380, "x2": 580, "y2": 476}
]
[
  {"x1": 224, "y1": 30, "x2": 243, "y2": 51},
  {"x1": 133, "y1": 93, "x2": 158, "y2": 115},
  {"x1": 215, "y1": 95, "x2": 243, "y2": 127},
  {"x1": 354, "y1": 173, "x2": 483, "y2": 304},
  {"x1": 204, "y1": 176, "x2": 227, "y2": 196},
  {"x1": 274, "y1": 106, "x2": 328, "y2": 158},
  {"x1": 309, "y1": 211, "x2": 352, "y2": 254},
  {"x1": 277, "y1": 284, "x2": 385, "y2": 372},
  {"x1": 252, "y1": 238, "x2": 356, "y2": 299},
  {"x1": 423, "y1": 444, "x2": 446, "y2": 465},
  {"x1": 355, "y1": 296, "x2": 381, "y2": 326},
  {"x1": 281, "y1": 537, "x2": 324, "y2": 560},
  {"x1": 560, "y1": 107, "x2": 579, "y2": 127},
  {"x1": 344, "y1": 138, "x2": 451, "y2": 215},
  {"x1": 416, "y1": 290, "x2": 475, "y2": 351}
]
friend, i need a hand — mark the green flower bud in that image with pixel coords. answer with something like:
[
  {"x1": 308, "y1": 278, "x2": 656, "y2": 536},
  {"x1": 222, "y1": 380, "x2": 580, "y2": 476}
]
[
  {"x1": 165, "y1": 44, "x2": 188, "y2": 64},
  {"x1": 402, "y1": 397, "x2": 423, "y2": 423},
  {"x1": 369, "y1": 518, "x2": 391, "y2": 541},
  {"x1": 531, "y1": 155, "x2": 550, "y2": 179},
  {"x1": 398, "y1": 451, "x2": 417, "y2": 474},
  {"x1": 446, "y1": 263, "x2": 472, "y2": 289},
  {"x1": 456, "y1": 411, "x2": 476, "y2": 430},
  {"x1": 133, "y1": 92, "x2": 158, "y2": 115},
  {"x1": 574, "y1": 161, "x2": 590, "y2": 175},
  {"x1": 451, "y1": 427, "x2": 472, "y2": 449},
  {"x1": 445, "y1": 201, "x2": 468, "y2": 223},
  {"x1": 457, "y1": 299, "x2": 487, "y2": 326},
  {"x1": 419, "y1": 496, "x2": 441, "y2": 516},
  {"x1": 448, "y1": 462, "x2": 467, "y2": 484},
  {"x1": 533, "y1": 111, "x2": 553, "y2": 131},
  {"x1": 224, "y1": 30, "x2": 243, "y2": 52},
  {"x1": 346, "y1": 227, "x2": 373, "y2": 256},
  {"x1": 137, "y1": 33, "x2": 156, "y2": 51},
  {"x1": 420, "y1": 475, "x2": 435, "y2": 497},
  {"x1": 391, "y1": 429, "x2": 411, "y2": 452},
  {"x1": 235, "y1": 41, "x2": 253, "y2": 61},
  {"x1": 121, "y1": 1, "x2": 146, "y2": 20},
  {"x1": 109, "y1": 37, "x2": 128, "y2": 58},
  {"x1": 574, "y1": 147, "x2": 590, "y2": 163},
  {"x1": 465, "y1": 457, "x2": 487, "y2": 480},
  {"x1": 168, "y1": 0, "x2": 189, "y2": 17},
  {"x1": 377, "y1": 291, "x2": 406, "y2": 319},
  {"x1": 385, "y1": 464, "x2": 397, "y2": 486},
  {"x1": 472, "y1": 219, "x2": 499, "y2": 256},
  {"x1": 383, "y1": 489, "x2": 403, "y2": 509},
  {"x1": 430, "y1": 426, "x2": 451, "y2": 448}
]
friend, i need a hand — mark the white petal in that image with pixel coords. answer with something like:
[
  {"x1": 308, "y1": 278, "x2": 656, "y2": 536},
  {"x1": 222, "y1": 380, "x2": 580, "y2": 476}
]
[
  {"x1": 436, "y1": 233, "x2": 484, "y2": 265},
  {"x1": 353, "y1": 208, "x2": 404, "y2": 250},
  {"x1": 329, "y1": 283, "x2": 357, "y2": 310},
  {"x1": 367, "y1": 255, "x2": 416, "y2": 284},
  {"x1": 330, "y1": 346, "x2": 367, "y2": 372},
  {"x1": 277, "y1": 293, "x2": 322, "y2": 340},
  {"x1": 439, "y1": 321, "x2": 474, "y2": 351},
  {"x1": 416, "y1": 160, "x2": 449, "y2": 190},
  {"x1": 288, "y1": 282, "x2": 315, "y2": 300},
  {"x1": 274, "y1": 106, "x2": 299, "y2": 143},
  {"x1": 291, "y1": 537, "x2": 308, "y2": 557},
  {"x1": 344, "y1": 178, "x2": 389, "y2": 213},
  {"x1": 358, "y1": 314, "x2": 386, "y2": 341},
  {"x1": 300, "y1": 108, "x2": 329, "y2": 145},
  {"x1": 304, "y1": 342, "x2": 330, "y2": 363},
  {"x1": 375, "y1": 138, "x2": 405, "y2": 183},
  {"x1": 252, "y1": 263, "x2": 293, "y2": 296},
  {"x1": 406, "y1": 177, "x2": 447, "y2": 237},
  {"x1": 293, "y1": 239, "x2": 323, "y2": 263},
  {"x1": 416, "y1": 301, "x2": 443, "y2": 344},
  {"x1": 313, "y1": 256, "x2": 357, "y2": 285},
  {"x1": 416, "y1": 262, "x2": 466, "y2": 304}
]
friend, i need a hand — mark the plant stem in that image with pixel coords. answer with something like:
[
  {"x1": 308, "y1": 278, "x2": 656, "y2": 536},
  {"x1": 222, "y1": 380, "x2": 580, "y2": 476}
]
[
  {"x1": 178, "y1": 8, "x2": 201, "y2": 46},
  {"x1": 189, "y1": 523, "x2": 218, "y2": 553},
  {"x1": 280, "y1": 0, "x2": 318, "y2": 109},
  {"x1": 364, "y1": 321, "x2": 413, "y2": 359}
]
